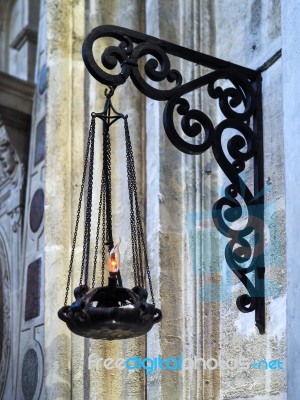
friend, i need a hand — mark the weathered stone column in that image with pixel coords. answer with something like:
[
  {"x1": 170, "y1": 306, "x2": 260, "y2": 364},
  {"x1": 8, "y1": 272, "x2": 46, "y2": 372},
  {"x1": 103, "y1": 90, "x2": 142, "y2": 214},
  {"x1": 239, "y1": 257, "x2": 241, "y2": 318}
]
[
  {"x1": 46, "y1": 1, "x2": 147, "y2": 399},
  {"x1": 215, "y1": 1, "x2": 286, "y2": 399},
  {"x1": 145, "y1": 1, "x2": 221, "y2": 399},
  {"x1": 86, "y1": 2, "x2": 146, "y2": 399},
  {"x1": 145, "y1": 2, "x2": 184, "y2": 398},
  {"x1": 45, "y1": 1, "x2": 73, "y2": 398},
  {"x1": 144, "y1": 1, "x2": 216, "y2": 399},
  {"x1": 282, "y1": 0, "x2": 300, "y2": 397}
]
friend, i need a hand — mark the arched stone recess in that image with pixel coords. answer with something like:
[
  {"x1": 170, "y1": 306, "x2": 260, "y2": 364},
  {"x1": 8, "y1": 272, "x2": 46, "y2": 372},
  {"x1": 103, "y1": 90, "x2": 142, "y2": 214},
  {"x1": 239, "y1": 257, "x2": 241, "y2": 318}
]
[
  {"x1": 0, "y1": 122, "x2": 26, "y2": 212},
  {"x1": 0, "y1": 231, "x2": 11, "y2": 399}
]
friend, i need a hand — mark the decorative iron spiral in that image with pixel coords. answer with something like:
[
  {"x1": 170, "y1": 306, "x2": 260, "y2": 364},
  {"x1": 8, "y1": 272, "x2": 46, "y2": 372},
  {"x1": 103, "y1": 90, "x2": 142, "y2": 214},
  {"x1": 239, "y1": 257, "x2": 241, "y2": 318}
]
[{"x1": 82, "y1": 25, "x2": 264, "y2": 333}]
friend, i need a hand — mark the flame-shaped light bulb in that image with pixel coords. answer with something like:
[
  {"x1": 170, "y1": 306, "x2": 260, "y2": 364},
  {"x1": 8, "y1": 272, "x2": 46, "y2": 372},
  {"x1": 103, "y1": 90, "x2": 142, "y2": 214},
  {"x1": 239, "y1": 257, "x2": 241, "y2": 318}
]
[{"x1": 107, "y1": 241, "x2": 120, "y2": 275}]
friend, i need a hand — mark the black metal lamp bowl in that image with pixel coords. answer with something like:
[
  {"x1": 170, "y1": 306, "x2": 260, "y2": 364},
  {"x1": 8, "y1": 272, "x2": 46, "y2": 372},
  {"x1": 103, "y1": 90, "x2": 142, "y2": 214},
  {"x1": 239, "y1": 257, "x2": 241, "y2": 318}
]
[{"x1": 58, "y1": 279, "x2": 162, "y2": 340}]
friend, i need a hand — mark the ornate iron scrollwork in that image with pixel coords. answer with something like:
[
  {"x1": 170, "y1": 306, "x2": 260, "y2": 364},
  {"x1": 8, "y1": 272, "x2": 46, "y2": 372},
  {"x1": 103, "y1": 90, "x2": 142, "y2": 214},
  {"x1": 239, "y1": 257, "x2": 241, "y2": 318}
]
[{"x1": 82, "y1": 25, "x2": 265, "y2": 334}]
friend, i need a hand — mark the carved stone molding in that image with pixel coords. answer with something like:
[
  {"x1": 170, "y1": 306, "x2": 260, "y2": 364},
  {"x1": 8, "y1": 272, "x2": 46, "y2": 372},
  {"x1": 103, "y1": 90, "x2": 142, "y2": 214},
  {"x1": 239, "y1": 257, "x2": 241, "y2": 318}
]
[
  {"x1": 0, "y1": 72, "x2": 34, "y2": 117},
  {"x1": 0, "y1": 238, "x2": 10, "y2": 399},
  {"x1": 0, "y1": 136, "x2": 19, "y2": 180},
  {"x1": 10, "y1": 25, "x2": 38, "y2": 51},
  {"x1": 8, "y1": 206, "x2": 23, "y2": 233},
  {"x1": 0, "y1": 127, "x2": 25, "y2": 211}
]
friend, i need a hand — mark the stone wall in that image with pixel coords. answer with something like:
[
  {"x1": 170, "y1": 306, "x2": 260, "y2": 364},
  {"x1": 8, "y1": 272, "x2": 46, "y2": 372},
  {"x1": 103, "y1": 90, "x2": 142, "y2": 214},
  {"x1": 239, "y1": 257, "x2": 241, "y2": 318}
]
[
  {"x1": 0, "y1": 0, "x2": 291, "y2": 398},
  {"x1": 282, "y1": 1, "x2": 300, "y2": 398},
  {"x1": 215, "y1": 1, "x2": 286, "y2": 399},
  {"x1": 45, "y1": 1, "x2": 285, "y2": 399},
  {"x1": 45, "y1": 0, "x2": 287, "y2": 399}
]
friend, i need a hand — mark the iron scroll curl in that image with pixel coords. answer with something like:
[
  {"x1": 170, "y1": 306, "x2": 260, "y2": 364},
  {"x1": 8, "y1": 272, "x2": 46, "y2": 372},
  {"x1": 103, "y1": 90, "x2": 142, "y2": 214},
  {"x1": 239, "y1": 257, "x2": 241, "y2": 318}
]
[{"x1": 82, "y1": 25, "x2": 265, "y2": 334}]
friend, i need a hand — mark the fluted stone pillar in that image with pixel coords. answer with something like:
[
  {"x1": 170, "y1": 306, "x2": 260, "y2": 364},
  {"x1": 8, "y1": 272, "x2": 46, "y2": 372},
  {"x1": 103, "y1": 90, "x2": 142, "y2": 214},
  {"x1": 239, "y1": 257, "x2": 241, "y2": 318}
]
[
  {"x1": 144, "y1": 1, "x2": 220, "y2": 399},
  {"x1": 87, "y1": 1, "x2": 146, "y2": 400},
  {"x1": 45, "y1": 1, "x2": 146, "y2": 399},
  {"x1": 45, "y1": 1, "x2": 73, "y2": 398}
]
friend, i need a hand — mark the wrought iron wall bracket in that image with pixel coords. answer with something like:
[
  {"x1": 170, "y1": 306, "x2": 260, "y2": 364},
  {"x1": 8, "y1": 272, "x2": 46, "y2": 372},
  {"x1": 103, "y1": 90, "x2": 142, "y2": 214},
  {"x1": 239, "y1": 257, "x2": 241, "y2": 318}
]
[{"x1": 82, "y1": 25, "x2": 265, "y2": 334}]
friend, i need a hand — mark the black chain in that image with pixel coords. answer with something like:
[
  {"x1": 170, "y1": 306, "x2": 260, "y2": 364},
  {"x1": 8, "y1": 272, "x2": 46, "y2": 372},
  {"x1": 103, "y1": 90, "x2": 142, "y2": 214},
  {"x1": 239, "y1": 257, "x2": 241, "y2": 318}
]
[
  {"x1": 125, "y1": 120, "x2": 143, "y2": 285},
  {"x1": 127, "y1": 165, "x2": 139, "y2": 285},
  {"x1": 92, "y1": 170, "x2": 105, "y2": 288},
  {"x1": 101, "y1": 182, "x2": 106, "y2": 286},
  {"x1": 124, "y1": 118, "x2": 155, "y2": 306},
  {"x1": 79, "y1": 117, "x2": 95, "y2": 286},
  {"x1": 64, "y1": 117, "x2": 95, "y2": 306},
  {"x1": 91, "y1": 119, "x2": 114, "y2": 288},
  {"x1": 103, "y1": 122, "x2": 114, "y2": 250},
  {"x1": 64, "y1": 97, "x2": 155, "y2": 308},
  {"x1": 125, "y1": 120, "x2": 139, "y2": 286}
]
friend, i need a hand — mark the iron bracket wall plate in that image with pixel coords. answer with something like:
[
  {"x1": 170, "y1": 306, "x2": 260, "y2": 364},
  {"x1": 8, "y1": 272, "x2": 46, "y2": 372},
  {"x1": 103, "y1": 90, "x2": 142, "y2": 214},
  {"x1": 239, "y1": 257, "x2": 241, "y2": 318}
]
[{"x1": 82, "y1": 25, "x2": 265, "y2": 334}]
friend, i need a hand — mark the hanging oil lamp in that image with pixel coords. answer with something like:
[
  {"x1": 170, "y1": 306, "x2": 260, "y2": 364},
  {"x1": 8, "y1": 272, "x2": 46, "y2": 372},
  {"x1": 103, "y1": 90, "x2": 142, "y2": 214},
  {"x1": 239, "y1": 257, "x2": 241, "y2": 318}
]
[{"x1": 58, "y1": 87, "x2": 162, "y2": 340}]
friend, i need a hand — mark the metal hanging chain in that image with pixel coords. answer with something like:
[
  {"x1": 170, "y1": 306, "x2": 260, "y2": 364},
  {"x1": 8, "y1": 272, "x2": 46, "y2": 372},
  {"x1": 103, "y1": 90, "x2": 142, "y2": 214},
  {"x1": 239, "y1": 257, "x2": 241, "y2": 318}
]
[
  {"x1": 91, "y1": 103, "x2": 115, "y2": 287},
  {"x1": 86, "y1": 87, "x2": 126, "y2": 288},
  {"x1": 87, "y1": 108, "x2": 115, "y2": 288},
  {"x1": 79, "y1": 116, "x2": 95, "y2": 286},
  {"x1": 101, "y1": 184, "x2": 106, "y2": 286},
  {"x1": 92, "y1": 169, "x2": 105, "y2": 288},
  {"x1": 64, "y1": 116, "x2": 95, "y2": 306},
  {"x1": 85, "y1": 119, "x2": 96, "y2": 286},
  {"x1": 124, "y1": 117, "x2": 155, "y2": 306},
  {"x1": 124, "y1": 119, "x2": 140, "y2": 287},
  {"x1": 102, "y1": 100, "x2": 123, "y2": 288},
  {"x1": 64, "y1": 88, "x2": 155, "y2": 306},
  {"x1": 103, "y1": 114, "x2": 114, "y2": 251},
  {"x1": 124, "y1": 119, "x2": 146, "y2": 287}
]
